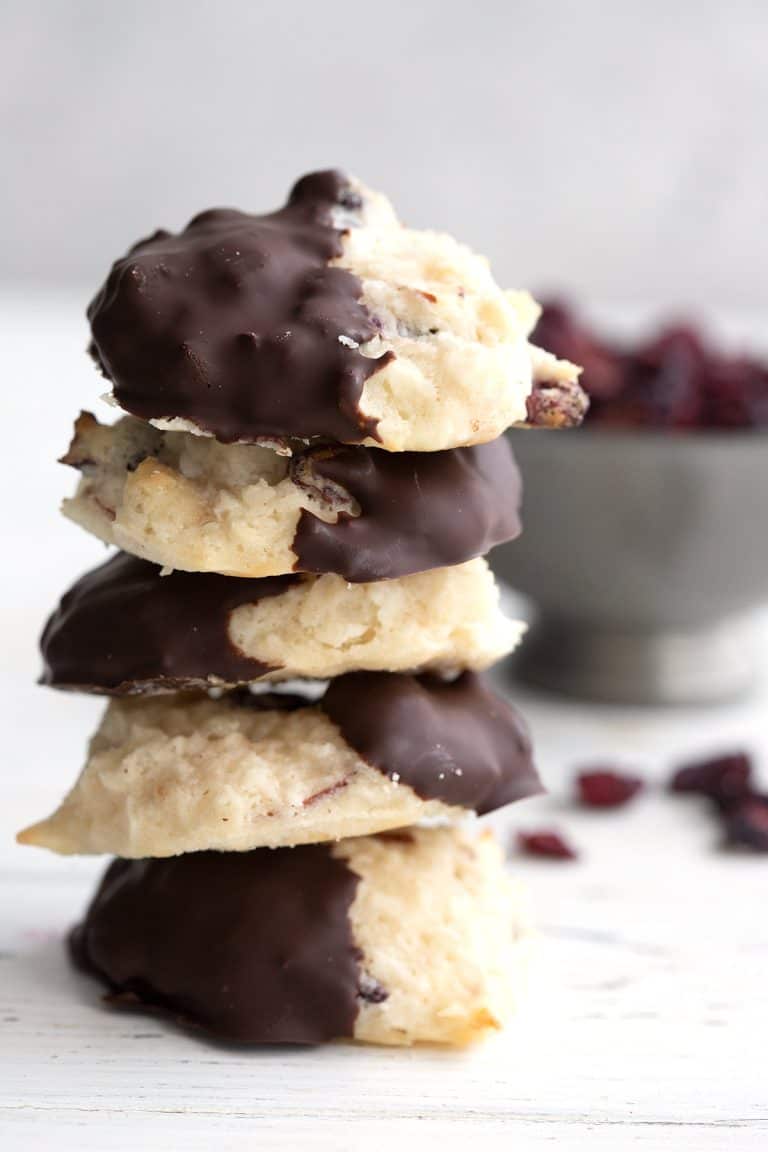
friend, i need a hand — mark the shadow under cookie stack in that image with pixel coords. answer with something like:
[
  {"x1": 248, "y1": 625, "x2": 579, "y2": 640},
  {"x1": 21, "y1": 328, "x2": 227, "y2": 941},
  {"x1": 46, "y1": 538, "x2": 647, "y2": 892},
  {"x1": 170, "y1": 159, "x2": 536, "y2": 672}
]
[{"x1": 19, "y1": 171, "x2": 585, "y2": 1046}]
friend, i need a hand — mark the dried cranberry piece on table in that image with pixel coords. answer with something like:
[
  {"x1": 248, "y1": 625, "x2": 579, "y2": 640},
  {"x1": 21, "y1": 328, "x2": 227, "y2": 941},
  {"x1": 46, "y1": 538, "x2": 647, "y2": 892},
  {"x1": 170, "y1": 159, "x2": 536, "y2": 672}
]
[
  {"x1": 722, "y1": 796, "x2": 768, "y2": 853},
  {"x1": 576, "y1": 768, "x2": 644, "y2": 809},
  {"x1": 669, "y1": 752, "x2": 752, "y2": 808},
  {"x1": 517, "y1": 829, "x2": 578, "y2": 860}
]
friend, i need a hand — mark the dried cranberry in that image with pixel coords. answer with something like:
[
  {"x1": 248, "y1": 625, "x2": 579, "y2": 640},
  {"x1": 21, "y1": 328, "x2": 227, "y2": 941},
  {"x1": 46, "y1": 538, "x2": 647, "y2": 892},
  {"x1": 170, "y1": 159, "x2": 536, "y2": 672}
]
[
  {"x1": 525, "y1": 379, "x2": 590, "y2": 428},
  {"x1": 517, "y1": 829, "x2": 578, "y2": 860},
  {"x1": 357, "y1": 972, "x2": 390, "y2": 1003},
  {"x1": 532, "y1": 302, "x2": 768, "y2": 430},
  {"x1": 532, "y1": 300, "x2": 623, "y2": 401},
  {"x1": 576, "y1": 768, "x2": 644, "y2": 808},
  {"x1": 669, "y1": 752, "x2": 752, "y2": 806},
  {"x1": 722, "y1": 796, "x2": 768, "y2": 853}
]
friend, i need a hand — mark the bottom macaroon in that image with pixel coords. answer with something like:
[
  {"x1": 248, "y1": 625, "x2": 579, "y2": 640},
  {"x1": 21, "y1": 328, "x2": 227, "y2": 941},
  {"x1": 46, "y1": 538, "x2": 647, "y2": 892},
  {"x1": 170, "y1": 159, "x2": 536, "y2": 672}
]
[{"x1": 71, "y1": 825, "x2": 525, "y2": 1047}]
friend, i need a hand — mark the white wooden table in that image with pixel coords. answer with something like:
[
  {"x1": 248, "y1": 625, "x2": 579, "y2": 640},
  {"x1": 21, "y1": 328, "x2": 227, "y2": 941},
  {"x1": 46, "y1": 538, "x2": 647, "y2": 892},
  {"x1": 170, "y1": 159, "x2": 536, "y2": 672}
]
[{"x1": 2, "y1": 294, "x2": 767, "y2": 1149}]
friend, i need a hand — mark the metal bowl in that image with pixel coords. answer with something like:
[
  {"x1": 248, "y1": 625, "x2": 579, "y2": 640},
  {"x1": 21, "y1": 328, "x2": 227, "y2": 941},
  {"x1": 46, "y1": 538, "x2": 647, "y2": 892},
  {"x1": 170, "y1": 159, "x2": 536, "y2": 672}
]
[{"x1": 492, "y1": 428, "x2": 768, "y2": 704}]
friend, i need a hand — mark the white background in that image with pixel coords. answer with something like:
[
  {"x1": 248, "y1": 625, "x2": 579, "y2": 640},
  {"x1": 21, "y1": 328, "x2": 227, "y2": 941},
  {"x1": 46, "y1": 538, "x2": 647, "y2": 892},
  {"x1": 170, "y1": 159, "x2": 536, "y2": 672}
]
[{"x1": 3, "y1": 0, "x2": 768, "y2": 312}]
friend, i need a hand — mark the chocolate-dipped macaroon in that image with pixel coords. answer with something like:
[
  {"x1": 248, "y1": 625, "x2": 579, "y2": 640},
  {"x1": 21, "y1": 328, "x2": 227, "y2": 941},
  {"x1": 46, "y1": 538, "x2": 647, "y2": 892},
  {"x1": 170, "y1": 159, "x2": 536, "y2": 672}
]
[
  {"x1": 19, "y1": 672, "x2": 540, "y2": 857},
  {"x1": 61, "y1": 415, "x2": 522, "y2": 579},
  {"x1": 40, "y1": 553, "x2": 523, "y2": 694},
  {"x1": 87, "y1": 169, "x2": 582, "y2": 453},
  {"x1": 71, "y1": 826, "x2": 525, "y2": 1046}
]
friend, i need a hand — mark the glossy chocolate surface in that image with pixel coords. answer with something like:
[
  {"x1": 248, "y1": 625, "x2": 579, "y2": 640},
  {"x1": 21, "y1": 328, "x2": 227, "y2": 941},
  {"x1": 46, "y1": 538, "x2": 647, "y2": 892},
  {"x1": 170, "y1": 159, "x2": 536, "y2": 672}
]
[
  {"x1": 88, "y1": 171, "x2": 390, "y2": 444},
  {"x1": 292, "y1": 437, "x2": 521, "y2": 581},
  {"x1": 71, "y1": 845, "x2": 362, "y2": 1045},
  {"x1": 323, "y1": 670, "x2": 540, "y2": 813},
  {"x1": 41, "y1": 553, "x2": 298, "y2": 693}
]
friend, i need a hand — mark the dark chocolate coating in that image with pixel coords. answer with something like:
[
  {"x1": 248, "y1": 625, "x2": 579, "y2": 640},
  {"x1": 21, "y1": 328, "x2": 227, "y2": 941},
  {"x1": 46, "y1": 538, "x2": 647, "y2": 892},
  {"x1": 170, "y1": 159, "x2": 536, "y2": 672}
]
[
  {"x1": 87, "y1": 170, "x2": 391, "y2": 445},
  {"x1": 70, "y1": 846, "x2": 362, "y2": 1045},
  {"x1": 40, "y1": 553, "x2": 299, "y2": 694},
  {"x1": 322, "y1": 671, "x2": 541, "y2": 814},
  {"x1": 292, "y1": 437, "x2": 522, "y2": 581}
]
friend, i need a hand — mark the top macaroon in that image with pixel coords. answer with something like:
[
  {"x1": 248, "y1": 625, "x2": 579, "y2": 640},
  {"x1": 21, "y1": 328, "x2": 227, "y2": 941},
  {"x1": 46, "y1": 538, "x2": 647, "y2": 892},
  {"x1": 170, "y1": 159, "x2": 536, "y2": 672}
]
[{"x1": 88, "y1": 170, "x2": 583, "y2": 453}]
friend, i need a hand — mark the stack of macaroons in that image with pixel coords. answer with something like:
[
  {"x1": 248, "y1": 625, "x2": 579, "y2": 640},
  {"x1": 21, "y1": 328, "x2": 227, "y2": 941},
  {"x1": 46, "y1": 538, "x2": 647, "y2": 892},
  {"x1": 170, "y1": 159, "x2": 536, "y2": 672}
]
[{"x1": 19, "y1": 170, "x2": 585, "y2": 1047}]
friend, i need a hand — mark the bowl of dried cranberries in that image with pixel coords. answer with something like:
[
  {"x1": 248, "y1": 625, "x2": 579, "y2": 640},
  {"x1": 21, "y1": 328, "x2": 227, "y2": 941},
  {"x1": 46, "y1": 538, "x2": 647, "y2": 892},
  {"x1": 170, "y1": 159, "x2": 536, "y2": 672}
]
[{"x1": 495, "y1": 302, "x2": 768, "y2": 705}]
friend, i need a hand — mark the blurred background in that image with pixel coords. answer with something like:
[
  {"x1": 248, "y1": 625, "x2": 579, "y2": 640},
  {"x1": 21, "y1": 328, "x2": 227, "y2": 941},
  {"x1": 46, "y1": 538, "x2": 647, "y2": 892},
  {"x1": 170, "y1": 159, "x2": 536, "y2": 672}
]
[{"x1": 2, "y1": 0, "x2": 767, "y2": 311}]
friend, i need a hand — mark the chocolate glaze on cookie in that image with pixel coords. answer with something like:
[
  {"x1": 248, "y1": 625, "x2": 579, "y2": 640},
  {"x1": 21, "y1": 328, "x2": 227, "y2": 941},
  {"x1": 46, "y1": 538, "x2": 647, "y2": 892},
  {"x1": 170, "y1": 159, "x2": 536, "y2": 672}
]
[
  {"x1": 292, "y1": 437, "x2": 522, "y2": 581},
  {"x1": 70, "y1": 846, "x2": 363, "y2": 1044},
  {"x1": 322, "y1": 671, "x2": 541, "y2": 813},
  {"x1": 88, "y1": 170, "x2": 391, "y2": 445},
  {"x1": 41, "y1": 553, "x2": 298, "y2": 693}
]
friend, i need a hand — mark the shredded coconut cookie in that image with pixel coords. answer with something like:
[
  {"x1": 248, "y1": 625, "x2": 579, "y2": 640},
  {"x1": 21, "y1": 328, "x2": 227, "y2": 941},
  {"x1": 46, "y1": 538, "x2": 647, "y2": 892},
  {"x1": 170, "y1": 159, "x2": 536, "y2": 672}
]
[
  {"x1": 336, "y1": 182, "x2": 578, "y2": 448},
  {"x1": 342, "y1": 827, "x2": 528, "y2": 1045},
  {"x1": 228, "y1": 559, "x2": 522, "y2": 681},
  {"x1": 19, "y1": 696, "x2": 459, "y2": 856}
]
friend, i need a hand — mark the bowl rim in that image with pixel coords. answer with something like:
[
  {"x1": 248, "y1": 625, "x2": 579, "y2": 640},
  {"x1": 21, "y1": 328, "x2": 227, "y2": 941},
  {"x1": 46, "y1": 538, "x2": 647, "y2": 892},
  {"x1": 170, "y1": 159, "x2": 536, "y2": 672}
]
[{"x1": 508, "y1": 426, "x2": 768, "y2": 445}]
